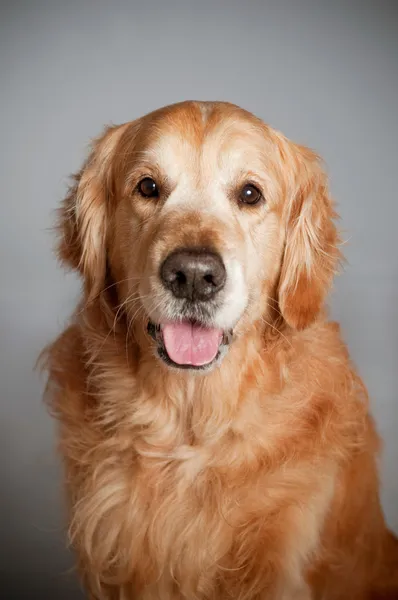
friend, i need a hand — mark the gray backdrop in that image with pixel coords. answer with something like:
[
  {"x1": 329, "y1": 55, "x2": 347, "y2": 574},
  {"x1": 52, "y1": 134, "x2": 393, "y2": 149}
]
[{"x1": 1, "y1": 1, "x2": 397, "y2": 598}]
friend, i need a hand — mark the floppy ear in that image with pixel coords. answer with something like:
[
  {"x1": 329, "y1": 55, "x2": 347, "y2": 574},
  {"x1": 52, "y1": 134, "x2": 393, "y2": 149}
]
[
  {"x1": 57, "y1": 124, "x2": 126, "y2": 301},
  {"x1": 278, "y1": 144, "x2": 341, "y2": 330}
]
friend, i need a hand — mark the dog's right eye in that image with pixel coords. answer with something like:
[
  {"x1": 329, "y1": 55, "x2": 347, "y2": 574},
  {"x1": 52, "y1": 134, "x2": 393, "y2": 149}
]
[{"x1": 138, "y1": 177, "x2": 159, "y2": 199}]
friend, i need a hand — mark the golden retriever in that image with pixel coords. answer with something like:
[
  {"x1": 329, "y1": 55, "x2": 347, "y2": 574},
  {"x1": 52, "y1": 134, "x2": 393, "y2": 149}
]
[{"x1": 41, "y1": 101, "x2": 398, "y2": 599}]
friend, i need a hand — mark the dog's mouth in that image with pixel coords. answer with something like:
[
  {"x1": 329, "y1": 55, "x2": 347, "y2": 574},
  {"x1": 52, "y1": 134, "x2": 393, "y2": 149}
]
[{"x1": 147, "y1": 320, "x2": 233, "y2": 370}]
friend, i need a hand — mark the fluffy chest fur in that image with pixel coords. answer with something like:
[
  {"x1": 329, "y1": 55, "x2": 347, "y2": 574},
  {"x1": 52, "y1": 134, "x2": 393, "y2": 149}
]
[
  {"x1": 81, "y1": 444, "x2": 334, "y2": 600},
  {"x1": 49, "y1": 322, "x2": 354, "y2": 600}
]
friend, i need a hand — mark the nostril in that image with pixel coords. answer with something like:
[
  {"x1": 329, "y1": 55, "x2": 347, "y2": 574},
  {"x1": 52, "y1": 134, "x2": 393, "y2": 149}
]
[
  {"x1": 204, "y1": 274, "x2": 214, "y2": 285},
  {"x1": 175, "y1": 271, "x2": 186, "y2": 285}
]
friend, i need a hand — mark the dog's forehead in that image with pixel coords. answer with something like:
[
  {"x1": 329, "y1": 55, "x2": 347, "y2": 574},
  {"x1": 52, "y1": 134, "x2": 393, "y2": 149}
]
[{"x1": 139, "y1": 106, "x2": 270, "y2": 183}]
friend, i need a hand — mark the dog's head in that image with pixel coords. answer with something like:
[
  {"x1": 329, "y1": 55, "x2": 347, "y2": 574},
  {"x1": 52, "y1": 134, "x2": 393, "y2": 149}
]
[{"x1": 58, "y1": 101, "x2": 340, "y2": 371}]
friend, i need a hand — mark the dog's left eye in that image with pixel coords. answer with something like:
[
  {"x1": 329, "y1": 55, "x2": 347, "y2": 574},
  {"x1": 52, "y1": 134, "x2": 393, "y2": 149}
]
[
  {"x1": 138, "y1": 177, "x2": 159, "y2": 198},
  {"x1": 239, "y1": 184, "x2": 262, "y2": 205}
]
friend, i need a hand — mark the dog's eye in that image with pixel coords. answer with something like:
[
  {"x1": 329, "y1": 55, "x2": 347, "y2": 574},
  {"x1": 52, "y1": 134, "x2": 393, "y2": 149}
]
[
  {"x1": 138, "y1": 177, "x2": 159, "y2": 198},
  {"x1": 239, "y1": 184, "x2": 262, "y2": 206}
]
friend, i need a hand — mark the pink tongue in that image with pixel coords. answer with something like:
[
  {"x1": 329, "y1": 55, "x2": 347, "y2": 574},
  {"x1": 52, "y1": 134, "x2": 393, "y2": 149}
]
[{"x1": 162, "y1": 322, "x2": 223, "y2": 366}]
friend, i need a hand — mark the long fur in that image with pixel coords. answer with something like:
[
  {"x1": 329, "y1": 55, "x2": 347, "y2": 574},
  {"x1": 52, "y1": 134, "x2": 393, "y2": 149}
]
[{"x1": 40, "y1": 101, "x2": 398, "y2": 600}]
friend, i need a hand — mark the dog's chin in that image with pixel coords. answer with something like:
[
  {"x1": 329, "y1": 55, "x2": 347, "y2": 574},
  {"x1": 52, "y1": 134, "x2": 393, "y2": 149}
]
[{"x1": 147, "y1": 321, "x2": 233, "y2": 373}]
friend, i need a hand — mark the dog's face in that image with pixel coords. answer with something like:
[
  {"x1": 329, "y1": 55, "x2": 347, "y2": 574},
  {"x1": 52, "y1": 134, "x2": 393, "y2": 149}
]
[{"x1": 59, "y1": 102, "x2": 340, "y2": 372}]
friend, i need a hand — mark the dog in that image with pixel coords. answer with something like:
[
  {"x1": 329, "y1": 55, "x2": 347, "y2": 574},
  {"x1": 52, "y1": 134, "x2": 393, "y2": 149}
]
[{"x1": 41, "y1": 101, "x2": 398, "y2": 599}]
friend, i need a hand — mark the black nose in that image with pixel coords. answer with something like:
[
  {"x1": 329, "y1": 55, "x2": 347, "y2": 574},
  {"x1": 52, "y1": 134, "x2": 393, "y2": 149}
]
[{"x1": 160, "y1": 249, "x2": 227, "y2": 301}]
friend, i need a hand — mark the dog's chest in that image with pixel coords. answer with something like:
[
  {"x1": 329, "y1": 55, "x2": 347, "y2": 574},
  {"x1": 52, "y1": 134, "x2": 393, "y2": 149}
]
[{"x1": 123, "y1": 448, "x2": 334, "y2": 599}]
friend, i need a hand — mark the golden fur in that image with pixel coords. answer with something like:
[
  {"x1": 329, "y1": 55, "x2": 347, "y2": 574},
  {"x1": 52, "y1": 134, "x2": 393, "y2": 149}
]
[{"x1": 40, "y1": 101, "x2": 398, "y2": 599}]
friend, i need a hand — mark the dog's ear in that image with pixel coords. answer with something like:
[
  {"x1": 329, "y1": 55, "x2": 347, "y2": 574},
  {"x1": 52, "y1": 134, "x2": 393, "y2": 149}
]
[
  {"x1": 278, "y1": 144, "x2": 341, "y2": 330},
  {"x1": 57, "y1": 124, "x2": 127, "y2": 301}
]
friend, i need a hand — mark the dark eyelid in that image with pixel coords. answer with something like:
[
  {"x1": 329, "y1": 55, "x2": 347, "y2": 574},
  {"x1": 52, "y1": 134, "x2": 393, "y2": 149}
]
[{"x1": 244, "y1": 180, "x2": 263, "y2": 192}]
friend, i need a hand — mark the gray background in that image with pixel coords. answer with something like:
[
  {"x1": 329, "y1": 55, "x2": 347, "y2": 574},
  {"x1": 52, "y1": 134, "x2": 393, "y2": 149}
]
[{"x1": 1, "y1": 1, "x2": 397, "y2": 598}]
